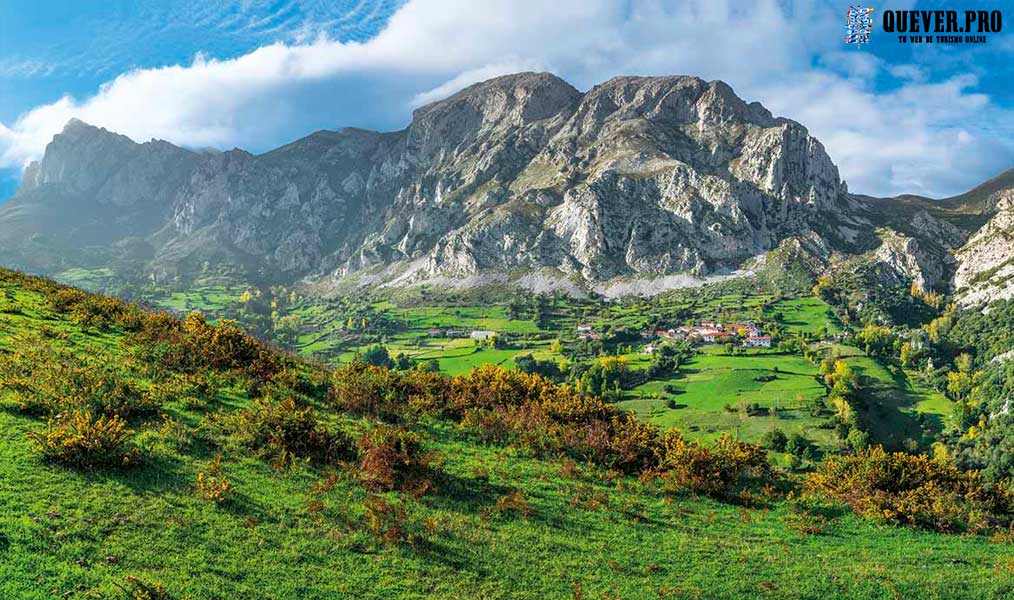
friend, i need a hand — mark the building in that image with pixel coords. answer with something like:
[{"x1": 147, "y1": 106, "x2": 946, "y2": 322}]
[
  {"x1": 692, "y1": 328, "x2": 724, "y2": 343},
  {"x1": 427, "y1": 328, "x2": 444, "y2": 337},
  {"x1": 469, "y1": 330, "x2": 497, "y2": 340},
  {"x1": 643, "y1": 343, "x2": 658, "y2": 354},
  {"x1": 743, "y1": 335, "x2": 772, "y2": 348},
  {"x1": 576, "y1": 323, "x2": 594, "y2": 333}
]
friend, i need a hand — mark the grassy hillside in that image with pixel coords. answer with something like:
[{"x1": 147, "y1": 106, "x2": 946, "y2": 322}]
[{"x1": 2, "y1": 270, "x2": 1014, "y2": 599}]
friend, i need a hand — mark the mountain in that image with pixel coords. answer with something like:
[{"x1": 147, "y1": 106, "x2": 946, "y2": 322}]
[{"x1": 0, "y1": 72, "x2": 1010, "y2": 302}]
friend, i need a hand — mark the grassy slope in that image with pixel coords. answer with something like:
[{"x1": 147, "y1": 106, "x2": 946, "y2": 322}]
[
  {"x1": 2, "y1": 275, "x2": 1014, "y2": 598},
  {"x1": 828, "y1": 345, "x2": 953, "y2": 448}
]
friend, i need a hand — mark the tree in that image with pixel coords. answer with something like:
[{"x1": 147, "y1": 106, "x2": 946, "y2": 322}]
[
  {"x1": 846, "y1": 427, "x2": 870, "y2": 450},
  {"x1": 899, "y1": 342, "x2": 915, "y2": 368},
  {"x1": 855, "y1": 324, "x2": 894, "y2": 357},
  {"x1": 785, "y1": 433, "x2": 811, "y2": 458},
  {"x1": 273, "y1": 313, "x2": 302, "y2": 345},
  {"x1": 761, "y1": 429, "x2": 788, "y2": 452},
  {"x1": 955, "y1": 353, "x2": 974, "y2": 374},
  {"x1": 361, "y1": 344, "x2": 393, "y2": 368}
]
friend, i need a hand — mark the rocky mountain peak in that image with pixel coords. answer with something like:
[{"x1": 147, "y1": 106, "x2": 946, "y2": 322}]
[
  {"x1": 19, "y1": 119, "x2": 139, "y2": 194},
  {"x1": 3, "y1": 71, "x2": 978, "y2": 298},
  {"x1": 406, "y1": 72, "x2": 581, "y2": 161}
]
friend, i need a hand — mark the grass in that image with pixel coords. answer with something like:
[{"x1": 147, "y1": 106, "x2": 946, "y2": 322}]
[
  {"x1": 771, "y1": 297, "x2": 841, "y2": 335},
  {"x1": 5, "y1": 412, "x2": 1014, "y2": 599},
  {"x1": 617, "y1": 348, "x2": 833, "y2": 451},
  {"x1": 827, "y1": 345, "x2": 953, "y2": 449},
  {"x1": 158, "y1": 285, "x2": 247, "y2": 313},
  {"x1": 2, "y1": 273, "x2": 1014, "y2": 598}
]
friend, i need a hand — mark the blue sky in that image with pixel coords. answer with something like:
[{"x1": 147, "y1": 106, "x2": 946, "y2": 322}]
[{"x1": 1, "y1": 0, "x2": 1011, "y2": 201}]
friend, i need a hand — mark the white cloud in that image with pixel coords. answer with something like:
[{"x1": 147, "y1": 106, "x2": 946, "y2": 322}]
[{"x1": 1, "y1": 0, "x2": 1010, "y2": 197}]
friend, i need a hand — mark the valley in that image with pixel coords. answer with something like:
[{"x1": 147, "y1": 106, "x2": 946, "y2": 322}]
[
  {"x1": 63, "y1": 269, "x2": 952, "y2": 469},
  {"x1": 1, "y1": 268, "x2": 1013, "y2": 599}
]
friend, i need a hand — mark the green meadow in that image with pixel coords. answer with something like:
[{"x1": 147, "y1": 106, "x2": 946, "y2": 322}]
[{"x1": 616, "y1": 347, "x2": 833, "y2": 451}]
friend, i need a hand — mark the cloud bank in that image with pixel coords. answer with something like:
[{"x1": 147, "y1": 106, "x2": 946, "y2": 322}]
[{"x1": 1, "y1": 0, "x2": 1010, "y2": 198}]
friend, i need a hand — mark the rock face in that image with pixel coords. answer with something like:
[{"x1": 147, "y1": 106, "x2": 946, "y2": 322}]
[
  {"x1": 0, "y1": 71, "x2": 1008, "y2": 299},
  {"x1": 954, "y1": 188, "x2": 1014, "y2": 306}
]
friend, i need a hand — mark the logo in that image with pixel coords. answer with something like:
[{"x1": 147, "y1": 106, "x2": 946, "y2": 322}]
[{"x1": 845, "y1": 6, "x2": 875, "y2": 45}]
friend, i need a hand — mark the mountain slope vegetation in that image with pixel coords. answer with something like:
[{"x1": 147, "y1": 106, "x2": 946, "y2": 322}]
[{"x1": 1, "y1": 269, "x2": 1014, "y2": 599}]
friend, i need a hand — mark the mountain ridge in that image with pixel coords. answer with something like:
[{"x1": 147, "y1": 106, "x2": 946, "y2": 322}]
[{"x1": 0, "y1": 72, "x2": 1011, "y2": 302}]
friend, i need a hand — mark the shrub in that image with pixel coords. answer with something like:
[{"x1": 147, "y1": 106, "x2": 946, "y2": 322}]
[
  {"x1": 806, "y1": 446, "x2": 1014, "y2": 533},
  {"x1": 220, "y1": 397, "x2": 354, "y2": 467},
  {"x1": 656, "y1": 431, "x2": 773, "y2": 503},
  {"x1": 330, "y1": 362, "x2": 411, "y2": 422},
  {"x1": 358, "y1": 425, "x2": 433, "y2": 494},
  {"x1": 785, "y1": 433, "x2": 812, "y2": 458},
  {"x1": 145, "y1": 373, "x2": 216, "y2": 410},
  {"x1": 0, "y1": 343, "x2": 156, "y2": 419},
  {"x1": 196, "y1": 455, "x2": 233, "y2": 505},
  {"x1": 29, "y1": 411, "x2": 139, "y2": 469},
  {"x1": 131, "y1": 311, "x2": 285, "y2": 383}
]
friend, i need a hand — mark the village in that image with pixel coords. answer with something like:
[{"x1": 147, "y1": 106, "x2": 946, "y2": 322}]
[
  {"x1": 577, "y1": 320, "x2": 772, "y2": 351},
  {"x1": 423, "y1": 320, "x2": 772, "y2": 351}
]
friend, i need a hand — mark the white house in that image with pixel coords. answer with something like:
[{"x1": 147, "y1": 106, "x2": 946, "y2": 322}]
[
  {"x1": 643, "y1": 343, "x2": 658, "y2": 354},
  {"x1": 470, "y1": 330, "x2": 497, "y2": 340},
  {"x1": 576, "y1": 323, "x2": 594, "y2": 333},
  {"x1": 693, "y1": 328, "x2": 723, "y2": 343},
  {"x1": 743, "y1": 335, "x2": 772, "y2": 348}
]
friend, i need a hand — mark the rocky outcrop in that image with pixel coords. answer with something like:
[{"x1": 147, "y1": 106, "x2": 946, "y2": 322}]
[{"x1": 954, "y1": 189, "x2": 1014, "y2": 306}]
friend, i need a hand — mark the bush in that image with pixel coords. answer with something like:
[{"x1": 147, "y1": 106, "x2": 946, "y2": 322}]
[
  {"x1": 330, "y1": 362, "x2": 412, "y2": 422},
  {"x1": 145, "y1": 373, "x2": 217, "y2": 410},
  {"x1": 785, "y1": 433, "x2": 812, "y2": 458},
  {"x1": 806, "y1": 446, "x2": 1014, "y2": 533},
  {"x1": 131, "y1": 311, "x2": 284, "y2": 383},
  {"x1": 655, "y1": 431, "x2": 774, "y2": 503},
  {"x1": 358, "y1": 425, "x2": 433, "y2": 494},
  {"x1": 195, "y1": 455, "x2": 233, "y2": 505},
  {"x1": 0, "y1": 343, "x2": 156, "y2": 418},
  {"x1": 220, "y1": 397, "x2": 354, "y2": 467},
  {"x1": 29, "y1": 411, "x2": 139, "y2": 469}
]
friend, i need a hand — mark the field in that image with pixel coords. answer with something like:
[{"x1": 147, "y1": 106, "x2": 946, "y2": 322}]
[
  {"x1": 126, "y1": 285, "x2": 896, "y2": 454},
  {"x1": 827, "y1": 344, "x2": 952, "y2": 449},
  {"x1": 616, "y1": 347, "x2": 832, "y2": 450}
]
